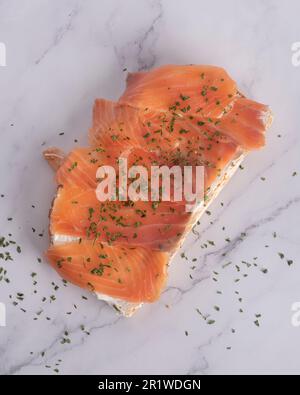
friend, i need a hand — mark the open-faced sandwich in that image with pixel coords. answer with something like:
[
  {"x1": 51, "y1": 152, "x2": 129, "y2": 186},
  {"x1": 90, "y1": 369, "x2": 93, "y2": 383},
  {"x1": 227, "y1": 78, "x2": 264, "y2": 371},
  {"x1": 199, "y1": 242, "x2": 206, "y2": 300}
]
[{"x1": 44, "y1": 65, "x2": 273, "y2": 316}]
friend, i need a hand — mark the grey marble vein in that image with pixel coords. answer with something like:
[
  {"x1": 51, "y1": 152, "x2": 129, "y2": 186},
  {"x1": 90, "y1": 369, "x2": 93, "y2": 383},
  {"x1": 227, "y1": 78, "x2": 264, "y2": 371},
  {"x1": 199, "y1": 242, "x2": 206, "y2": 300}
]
[
  {"x1": 35, "y1": 6, "x2": 80, "y2": 65},
  {"x1": 136, "y1": 0, "x2": 163, "y2": 71},
  {"x1": 107, "y1": 0, "x2": 163, "y2": 71},
  {"x1": 3, "y1": 309, "x2": 122, "y2": 375}
]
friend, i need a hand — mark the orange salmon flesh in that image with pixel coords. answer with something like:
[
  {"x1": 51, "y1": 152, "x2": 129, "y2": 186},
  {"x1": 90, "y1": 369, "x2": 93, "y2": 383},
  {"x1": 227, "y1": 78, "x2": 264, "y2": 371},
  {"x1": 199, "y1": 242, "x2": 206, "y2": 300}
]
[{"x1": 44, "y1": 65, "x2": 272, "y2": 304}]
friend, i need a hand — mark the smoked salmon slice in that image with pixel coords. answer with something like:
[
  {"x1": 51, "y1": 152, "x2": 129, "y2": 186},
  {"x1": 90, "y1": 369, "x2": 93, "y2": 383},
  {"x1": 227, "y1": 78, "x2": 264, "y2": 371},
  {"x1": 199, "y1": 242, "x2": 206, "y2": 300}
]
[
  {"x1": 44, "y1": 64, "x2": 273, "y2": 313},
  {"x1": 89, "y1": 99, "x2": 239, "y2": 188},
  {"x1": 46, "y1": 241, "x2": 168, "y2": 303},
  {"x1": 120, "y1": 65, "x2": 238, "y2": 118},
  {"x1": 120, "y1": 65, "x2": 272, "y2": 150},
  {"x1": 51, "y1": 147, "x2": 192, "y2": 251}
]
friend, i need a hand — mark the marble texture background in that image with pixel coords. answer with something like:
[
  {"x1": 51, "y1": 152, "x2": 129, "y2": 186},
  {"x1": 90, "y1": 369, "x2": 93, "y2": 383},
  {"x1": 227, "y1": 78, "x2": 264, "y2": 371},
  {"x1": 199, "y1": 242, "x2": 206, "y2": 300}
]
[{"x1": 0, "y1": 0, "x2": 300, "y2": 375}]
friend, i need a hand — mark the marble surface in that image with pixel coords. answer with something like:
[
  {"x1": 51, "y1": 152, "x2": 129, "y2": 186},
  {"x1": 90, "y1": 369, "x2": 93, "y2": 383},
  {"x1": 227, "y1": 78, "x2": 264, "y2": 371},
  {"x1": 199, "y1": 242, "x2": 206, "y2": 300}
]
[{"x1": 0, "y1": 0, "x2": 300, "y2": 375}]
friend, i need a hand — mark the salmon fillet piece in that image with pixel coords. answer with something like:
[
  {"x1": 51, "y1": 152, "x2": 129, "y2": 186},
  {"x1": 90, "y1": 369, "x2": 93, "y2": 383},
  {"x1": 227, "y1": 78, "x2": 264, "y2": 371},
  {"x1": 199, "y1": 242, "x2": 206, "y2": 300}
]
[
  {"x1": 89, "y1": 99, "x2": 239, "y2": 189},
  {"x1": 211, "y1": 98, "x2": 271, "y2": 149},
  {"x1": 119, "y1": 65, "x2": 272, "y2": 150},
  {"x1": 51, "y1": 148, "x2": 192, "y2": 251},
  {"x1": 120, "y1": 65, "x2": 237, "y2": 118},
  {"x1": 46, "y1": 241, "x2": 168, "y2": 303}
]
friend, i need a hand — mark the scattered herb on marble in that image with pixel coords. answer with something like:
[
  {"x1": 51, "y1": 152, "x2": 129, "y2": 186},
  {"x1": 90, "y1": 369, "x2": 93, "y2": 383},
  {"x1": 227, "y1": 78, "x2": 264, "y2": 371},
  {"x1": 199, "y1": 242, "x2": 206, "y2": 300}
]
[{"x1": 207, "y1": 319, "x2": 215, "y2": 325}]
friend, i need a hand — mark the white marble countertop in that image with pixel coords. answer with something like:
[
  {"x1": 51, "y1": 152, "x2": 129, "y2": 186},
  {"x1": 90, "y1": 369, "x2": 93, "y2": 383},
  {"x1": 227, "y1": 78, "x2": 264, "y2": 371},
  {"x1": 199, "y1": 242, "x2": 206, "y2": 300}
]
[{"x1": 0, "y1": 0, "x2": 300, "y2": 375}]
